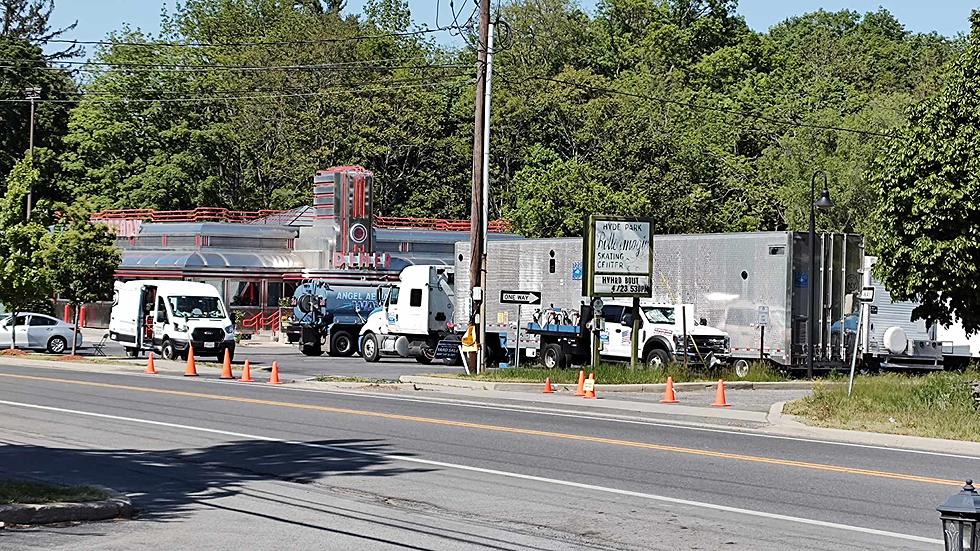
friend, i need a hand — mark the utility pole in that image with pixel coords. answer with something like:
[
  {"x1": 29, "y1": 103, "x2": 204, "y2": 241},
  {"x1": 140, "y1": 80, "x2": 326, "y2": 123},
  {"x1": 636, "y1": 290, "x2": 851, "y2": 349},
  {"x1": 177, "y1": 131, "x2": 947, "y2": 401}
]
[
  {"x1": 25, "y1": 87, "x2": 40, "y2": 221},
  {"x1": 468, "y1": 0, "x2": 491, "y2": 374}
]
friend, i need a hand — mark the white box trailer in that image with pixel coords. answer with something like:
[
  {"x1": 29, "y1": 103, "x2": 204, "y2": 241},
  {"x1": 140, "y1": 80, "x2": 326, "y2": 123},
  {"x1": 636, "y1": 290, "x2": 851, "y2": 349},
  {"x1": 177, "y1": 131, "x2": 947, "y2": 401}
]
[{"x1": 455, "y1": 232, "x2": 864, "y2": 370}]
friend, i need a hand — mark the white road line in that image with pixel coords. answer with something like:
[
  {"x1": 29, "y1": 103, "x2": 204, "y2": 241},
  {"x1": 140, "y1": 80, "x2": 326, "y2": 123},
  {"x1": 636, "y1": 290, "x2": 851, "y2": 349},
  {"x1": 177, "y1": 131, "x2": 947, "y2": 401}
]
[{"x1": 0, "y1": 398, "x2": 943, "y2": 546}]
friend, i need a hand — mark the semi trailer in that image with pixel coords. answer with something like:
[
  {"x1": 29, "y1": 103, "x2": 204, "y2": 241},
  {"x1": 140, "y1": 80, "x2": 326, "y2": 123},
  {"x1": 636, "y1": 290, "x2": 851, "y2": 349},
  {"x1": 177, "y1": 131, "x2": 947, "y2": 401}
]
[{"x1": 456, "y1": 232, "x2": 864, "y2": 372}]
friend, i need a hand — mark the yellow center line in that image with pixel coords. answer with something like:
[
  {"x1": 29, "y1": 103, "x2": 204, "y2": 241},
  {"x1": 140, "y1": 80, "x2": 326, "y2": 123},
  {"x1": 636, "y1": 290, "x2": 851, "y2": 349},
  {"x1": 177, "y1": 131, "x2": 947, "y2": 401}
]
[{"x1": 0, "y1": 371, "x2": 961, "y2": 487}]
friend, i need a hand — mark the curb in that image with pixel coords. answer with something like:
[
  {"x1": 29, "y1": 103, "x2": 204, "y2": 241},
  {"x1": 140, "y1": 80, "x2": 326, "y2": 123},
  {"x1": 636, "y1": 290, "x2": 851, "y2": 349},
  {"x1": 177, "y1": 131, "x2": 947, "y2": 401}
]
[
  {"x1": 0, "y1": 487, "x2": 133, "y2": 526},
  {"x1": 300, "y1": 379, "x2": 418, "y2": 392},
  {"x1": 399, "y1": 375, "x2": 829, "y2": 394}
]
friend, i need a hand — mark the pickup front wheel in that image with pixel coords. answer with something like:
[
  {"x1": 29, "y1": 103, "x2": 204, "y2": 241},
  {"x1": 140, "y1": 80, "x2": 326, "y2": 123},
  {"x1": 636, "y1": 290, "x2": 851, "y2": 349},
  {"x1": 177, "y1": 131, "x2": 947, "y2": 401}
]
[{"x1": 645, "y1": 348, "x2": 670, "y2": 370}]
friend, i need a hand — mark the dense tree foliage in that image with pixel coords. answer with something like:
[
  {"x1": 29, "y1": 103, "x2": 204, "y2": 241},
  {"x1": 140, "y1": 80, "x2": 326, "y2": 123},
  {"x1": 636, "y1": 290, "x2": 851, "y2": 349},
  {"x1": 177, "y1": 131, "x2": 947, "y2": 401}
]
[
  {"x1": 47, "y1": 1, "x2": 956, "y2": 240},
  {"x1": 869, "y1": 12, "x2": 980, "y2": 334}
]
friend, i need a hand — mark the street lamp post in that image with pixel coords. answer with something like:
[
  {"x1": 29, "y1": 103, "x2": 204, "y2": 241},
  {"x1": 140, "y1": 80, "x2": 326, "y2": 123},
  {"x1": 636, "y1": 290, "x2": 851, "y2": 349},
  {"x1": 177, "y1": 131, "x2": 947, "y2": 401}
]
[
  {"x1": 25, "y1": 87, "x2": 41, "y2": 221},
  {"x1": 938, "y1": 480, "x2": 980, "y2": 551},
  {"x1": 807, "y1": 171, "x2": 834, "y2": 379}
]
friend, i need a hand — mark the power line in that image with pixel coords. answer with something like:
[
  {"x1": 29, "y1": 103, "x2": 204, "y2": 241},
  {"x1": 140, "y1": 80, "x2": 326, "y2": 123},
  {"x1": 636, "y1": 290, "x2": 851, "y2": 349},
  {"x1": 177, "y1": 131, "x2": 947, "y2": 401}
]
[
  {"x1": 0, "y1": 59, "x2": 468, "y2": 74},
  {"x1": 43, "y1": 24, "x2": 461, "y2": 50},
  {"x1": 518, "y1": 75, "x2": 903, "y2": 140},
  {"x1": 0, "y1": 76, "x2": 474, "y2": 104}
]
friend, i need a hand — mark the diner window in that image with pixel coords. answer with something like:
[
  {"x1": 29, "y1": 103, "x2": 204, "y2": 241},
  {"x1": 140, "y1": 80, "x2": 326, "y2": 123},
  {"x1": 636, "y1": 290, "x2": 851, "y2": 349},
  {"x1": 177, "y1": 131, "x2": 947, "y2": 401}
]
[
  {"x1": 267, "y1": 281, "x2": 299, "y2": 307},
  {"x1": 229, "y1": 281, "x2": 261, "y2": 307}
]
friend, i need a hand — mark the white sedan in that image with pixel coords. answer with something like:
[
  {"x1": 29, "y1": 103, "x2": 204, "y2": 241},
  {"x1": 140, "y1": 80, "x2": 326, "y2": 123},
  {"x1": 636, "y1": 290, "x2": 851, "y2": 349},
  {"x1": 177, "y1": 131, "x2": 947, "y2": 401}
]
[{"x1": 0, "y1": 313, "x2": 83, "y2": 354}]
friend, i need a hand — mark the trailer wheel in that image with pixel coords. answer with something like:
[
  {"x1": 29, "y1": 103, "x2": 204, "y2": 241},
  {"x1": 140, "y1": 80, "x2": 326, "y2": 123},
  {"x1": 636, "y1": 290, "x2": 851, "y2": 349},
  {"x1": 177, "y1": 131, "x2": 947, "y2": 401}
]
[
  {"x1": 330, "y1": 330, "x2": 355, "y2": 357},
  {"x1": 644, "y1": 348, "x2": 670, "y2": 369},
  {"x1": 733, "y1": 359, "x2": 750, "y2": 379},
  {"x1": 541, "y1": 343, "x2": 566, "y2": 369},
  {"x1": 362, "y1": 333, "x2": 381, "y2": 363}
]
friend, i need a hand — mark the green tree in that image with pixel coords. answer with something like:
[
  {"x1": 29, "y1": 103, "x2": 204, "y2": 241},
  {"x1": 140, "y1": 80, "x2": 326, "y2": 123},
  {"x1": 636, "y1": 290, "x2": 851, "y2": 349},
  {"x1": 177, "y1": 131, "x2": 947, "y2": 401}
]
[
  {"x1": 0, "y1": 154, "x2": 52, "y2": 349},
  {"x1": 0, "y1": 38, "x2": 77, "y2": 186},
  {"x1": 42, "y1": 205, "x2": 120, "y2": 355},
  {"x1": 868, "y1": 11, "x2": 980, "y2": 334}
]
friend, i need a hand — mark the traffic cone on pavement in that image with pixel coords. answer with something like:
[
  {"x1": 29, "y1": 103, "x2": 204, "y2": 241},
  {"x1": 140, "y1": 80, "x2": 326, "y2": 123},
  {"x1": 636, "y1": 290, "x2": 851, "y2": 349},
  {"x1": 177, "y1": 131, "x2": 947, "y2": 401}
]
[
  {"x1": 239, "y1": 359, "x2": 254, "y2": 383},
  {"x1": 574, "y1": 370, "x2": 586, "y2": 396},
  {"x1": 542, "y1": 377, "x2": 554, "y2": 394},
  {"x1": 268, "y1": 361, "x2": 282, "y2": 385},
  {"x1": 711, "y1": 379, "x2": 731, "y2": 407},
  {"x1": 219, "y1": 349, "x2": 234, "y2": 380},
  {"x1": 184, "y1": 345, "x2": 198, "y2": 377},
  {"x1": 583, "y1": 372, "x2": 597, "y2": 399},
  {"x1": 144, "y1": 352, "x2": 157, "y2": 375},
  {"x1": 660, "y1": 376, "x2": 679, "y2": 404}
]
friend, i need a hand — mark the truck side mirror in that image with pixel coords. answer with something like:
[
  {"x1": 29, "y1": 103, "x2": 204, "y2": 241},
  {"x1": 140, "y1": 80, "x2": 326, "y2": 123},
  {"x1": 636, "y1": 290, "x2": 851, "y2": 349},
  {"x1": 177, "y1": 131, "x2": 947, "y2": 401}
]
[
  {"x1": 621, "y1": 313, "x2": 634, "y2": 326},
  {"x1": 376, "y1": 288, "x2": 385, "y2": 304},
  {"x1": 700, "y1": 318, "x2": 707, "y2": 326}
]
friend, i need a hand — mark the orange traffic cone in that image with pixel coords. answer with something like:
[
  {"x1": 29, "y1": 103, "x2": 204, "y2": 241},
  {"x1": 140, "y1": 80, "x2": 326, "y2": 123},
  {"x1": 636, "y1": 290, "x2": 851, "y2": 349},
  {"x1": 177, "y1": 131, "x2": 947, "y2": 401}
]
[
  {"x1": 660, "y1": 376, "x2": 679, "y2": 404},
  {"x1": 542, "y1": 377, "x2": 554, "y2": 394},
  {"x1": 711, "y1": 379, "x2": 731, "y2": 407},
  {"x1": 583, "y1": 372, "x2": 597, "y2": 399},
  {"x1": 239, "y1": 359, "x2": 254, "y2": 383},
  {"x1": 268, "y1": 360, "x2": 282, "y2": 385},
  {"x1": 144, "y1": 352, "x2": 157, "y2": 375},
  {"x1": 219, "y1": 348, "x2": 234, "y2": 380},
  {"x1": 184, "y1": 345, "x2": 198, "y2": 377},
  {"x1": 574, "y1": 370, "x2": 586, "y2": 396}
]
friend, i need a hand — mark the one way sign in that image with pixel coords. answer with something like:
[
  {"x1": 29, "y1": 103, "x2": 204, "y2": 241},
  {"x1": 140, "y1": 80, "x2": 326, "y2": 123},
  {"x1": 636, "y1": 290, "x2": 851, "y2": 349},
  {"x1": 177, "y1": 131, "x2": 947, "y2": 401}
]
[{"x1": 500, "y1": 290, "x2": 542, "y2": 305}]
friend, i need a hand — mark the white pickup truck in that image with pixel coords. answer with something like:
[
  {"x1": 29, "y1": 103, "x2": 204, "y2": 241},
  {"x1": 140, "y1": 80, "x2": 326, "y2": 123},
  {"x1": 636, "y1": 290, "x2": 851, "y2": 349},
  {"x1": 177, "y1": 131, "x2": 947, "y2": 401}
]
[{"x1": 597, "y1": 300, "x2": 730, "y2": 368}]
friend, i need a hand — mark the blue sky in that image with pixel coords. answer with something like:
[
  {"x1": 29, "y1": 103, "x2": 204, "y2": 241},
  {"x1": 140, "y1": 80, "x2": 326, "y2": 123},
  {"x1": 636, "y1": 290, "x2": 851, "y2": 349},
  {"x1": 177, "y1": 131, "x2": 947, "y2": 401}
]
[{"x1": 49, "y1": 1, "x2": 974, "y2": 50}]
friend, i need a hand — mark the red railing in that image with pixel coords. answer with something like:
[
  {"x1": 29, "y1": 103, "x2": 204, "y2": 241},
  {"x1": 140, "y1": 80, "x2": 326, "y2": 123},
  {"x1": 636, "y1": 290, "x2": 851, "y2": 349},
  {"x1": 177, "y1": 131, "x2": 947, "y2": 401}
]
[
  {"x1": 91, "y1": 208, "x2": 511, "y2": 232},
  {"x1": 239, "y1": 310, "x2": 283, "y2": 333}
]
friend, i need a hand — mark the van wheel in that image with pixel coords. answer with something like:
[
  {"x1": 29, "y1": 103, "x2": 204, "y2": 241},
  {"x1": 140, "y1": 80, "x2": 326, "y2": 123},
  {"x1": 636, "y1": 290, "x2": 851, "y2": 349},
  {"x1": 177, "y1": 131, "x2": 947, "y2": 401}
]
[
  {"x1": 330, "y1": 330, "x2": 355, "y2": 357},
  {"x1": 46, "y1": 336, "x2": 67, "y2": 354},
  {"x1": 362, "y1": 333, "x2": 381, "y2": 363},
  {"x1": 161, "y1": 339, "x2": 178, "y2": 361},
  {"x1": 645, "y1": 349, "x2": 670, "y2": 369},
  {"x1": 541, "y1": 343, "x2": 565, "y2": 369}
]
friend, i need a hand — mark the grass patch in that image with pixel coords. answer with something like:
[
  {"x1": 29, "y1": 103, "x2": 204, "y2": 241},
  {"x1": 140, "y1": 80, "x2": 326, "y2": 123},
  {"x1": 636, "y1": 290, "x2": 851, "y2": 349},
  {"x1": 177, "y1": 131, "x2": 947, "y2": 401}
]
[
  {"x1": 784, "y1": 371, "x2": 980, "y2": 441},
  {"x1": 0, "y1": 480, "x2": 108, "y2": 505},
  {"x1": 434, "y1": 361, "x2": 786, "y2": 385}
]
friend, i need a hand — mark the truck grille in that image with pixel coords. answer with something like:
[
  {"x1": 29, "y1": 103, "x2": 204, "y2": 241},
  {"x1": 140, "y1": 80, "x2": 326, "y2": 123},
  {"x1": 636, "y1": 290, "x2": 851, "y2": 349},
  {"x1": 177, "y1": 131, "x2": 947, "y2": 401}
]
[
  {"x1": 192, "y1": 328, "x2": 223, "y2": 341},
  {"x1": 690, "y1": 336, "x2": 728, "y2": 354}
]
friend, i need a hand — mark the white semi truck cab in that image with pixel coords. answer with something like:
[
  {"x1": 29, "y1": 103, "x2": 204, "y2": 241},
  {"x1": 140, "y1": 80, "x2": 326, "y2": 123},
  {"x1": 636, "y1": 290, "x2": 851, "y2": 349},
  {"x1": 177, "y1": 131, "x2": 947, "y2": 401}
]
[{"x1": 358, "y1": 265, "x2": 456, "y2": 364}]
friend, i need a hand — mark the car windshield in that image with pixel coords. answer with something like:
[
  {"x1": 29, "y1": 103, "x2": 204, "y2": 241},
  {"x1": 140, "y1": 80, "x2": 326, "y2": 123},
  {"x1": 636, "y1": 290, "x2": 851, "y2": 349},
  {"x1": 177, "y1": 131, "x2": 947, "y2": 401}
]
[
  {"x1": 643, "y1": 307, "x2": 675, "y2": 324},
  {"x1": 168, "y1": 296, "x2": 226, "y2": 319}
]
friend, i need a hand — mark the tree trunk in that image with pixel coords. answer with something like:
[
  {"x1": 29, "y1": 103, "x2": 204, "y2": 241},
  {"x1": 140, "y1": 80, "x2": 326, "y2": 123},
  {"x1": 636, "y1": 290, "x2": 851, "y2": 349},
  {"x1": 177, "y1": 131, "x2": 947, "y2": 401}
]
[
  {"x1": 9, "y1": 310, "x2": 16, "y2": 350},
  {"x1": 71, "y1": 303, "x2": 80, "y2": 356}
]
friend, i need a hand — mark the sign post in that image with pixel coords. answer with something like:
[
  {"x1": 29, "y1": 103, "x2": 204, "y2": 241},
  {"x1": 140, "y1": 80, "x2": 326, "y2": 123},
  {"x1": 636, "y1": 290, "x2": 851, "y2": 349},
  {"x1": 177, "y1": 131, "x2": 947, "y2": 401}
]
[
  {"x1": 848, "y1": 286, "x2": 876, "y2": 396},
  {"x1": 500, "y1": 290, "x2": 542, "y2": 372},
  {"x1": 582, "y1": 216, "x2": 654, "y2": 369}
]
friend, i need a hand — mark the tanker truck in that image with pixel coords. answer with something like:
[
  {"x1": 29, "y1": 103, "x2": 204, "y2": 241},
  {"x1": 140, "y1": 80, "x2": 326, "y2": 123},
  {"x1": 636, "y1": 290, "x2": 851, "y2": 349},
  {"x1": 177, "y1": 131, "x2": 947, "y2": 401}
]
[{"x1": 287, "y1": 280, "x2": 383, "y2": 356}]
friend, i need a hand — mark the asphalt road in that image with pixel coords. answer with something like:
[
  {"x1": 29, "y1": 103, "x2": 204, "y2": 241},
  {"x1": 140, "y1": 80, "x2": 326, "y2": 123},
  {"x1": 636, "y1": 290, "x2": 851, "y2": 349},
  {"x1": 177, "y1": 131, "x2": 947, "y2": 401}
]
[{"x1": 0, "y1": 361, "x2": 969, "y2": 550}]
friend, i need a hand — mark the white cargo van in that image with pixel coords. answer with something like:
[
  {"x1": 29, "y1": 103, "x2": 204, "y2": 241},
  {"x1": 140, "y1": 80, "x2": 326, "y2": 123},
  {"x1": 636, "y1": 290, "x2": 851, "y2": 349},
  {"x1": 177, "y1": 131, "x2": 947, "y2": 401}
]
[{"x1": 109, "y1": 280, "x2": 236, "y2": 361}]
